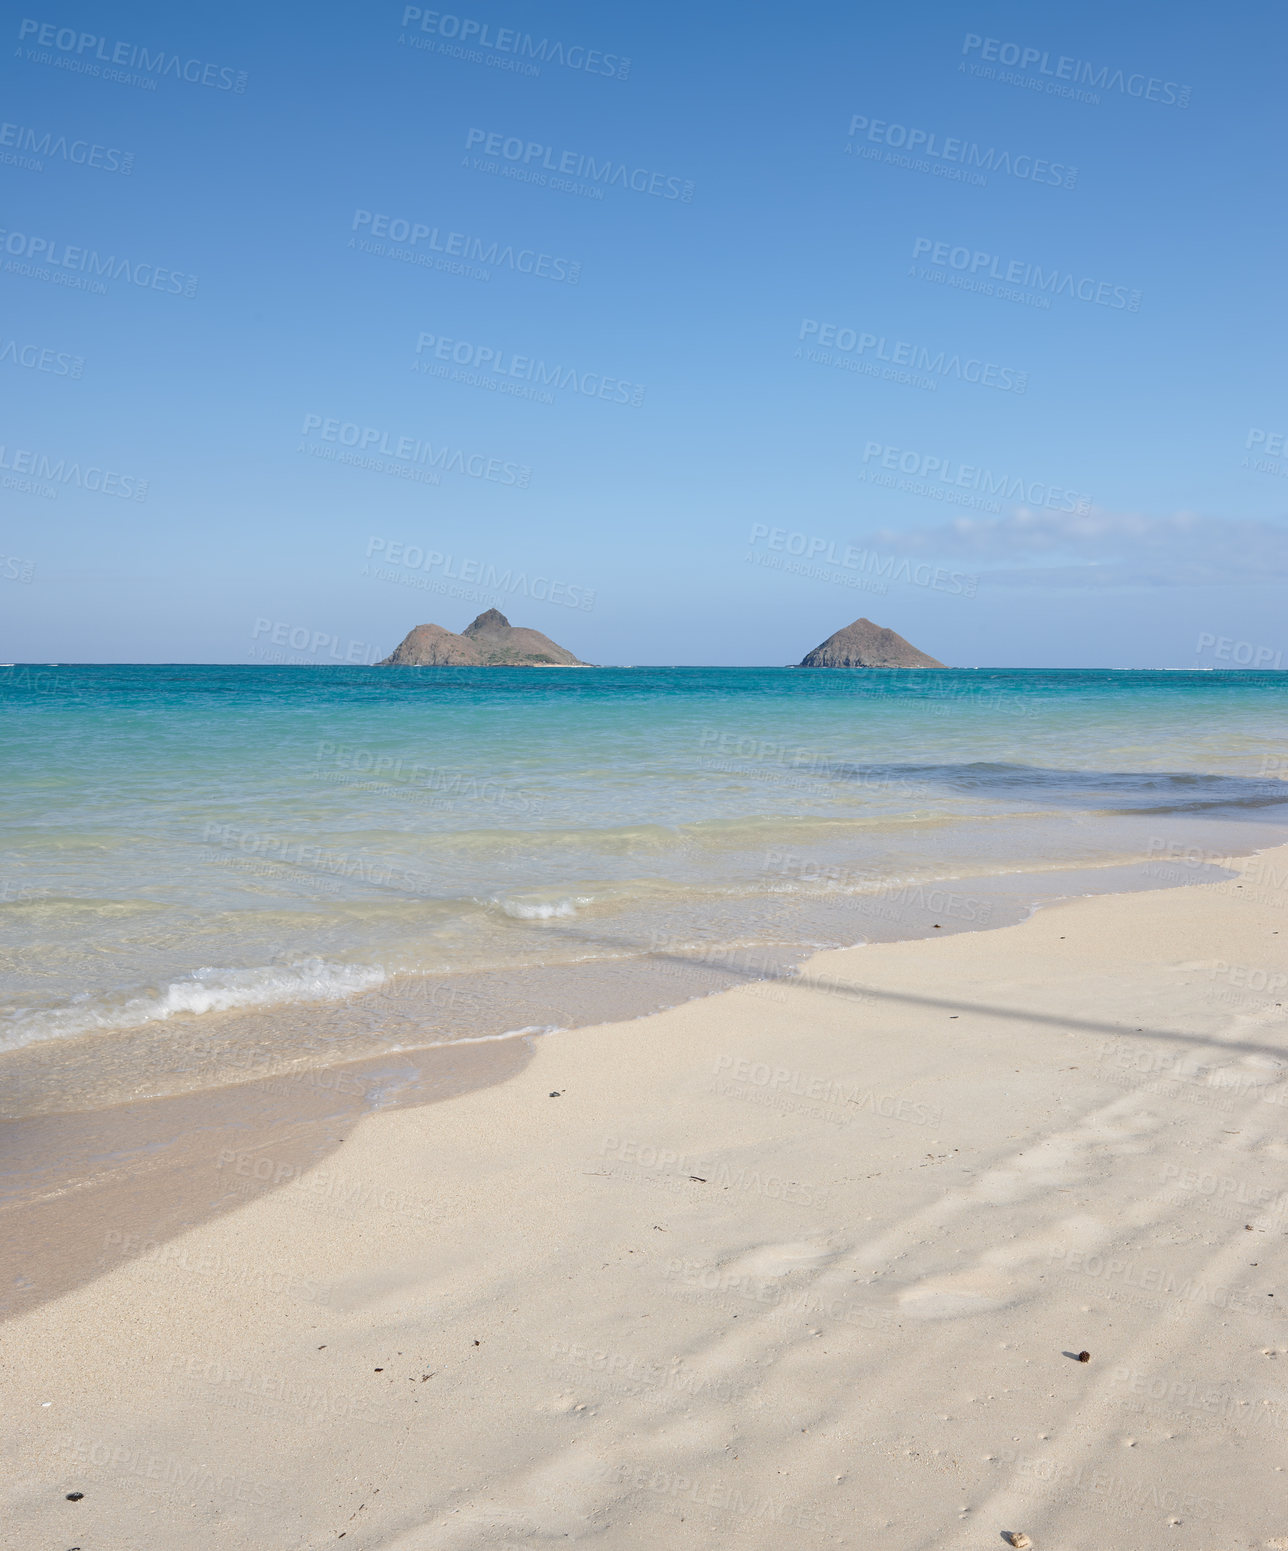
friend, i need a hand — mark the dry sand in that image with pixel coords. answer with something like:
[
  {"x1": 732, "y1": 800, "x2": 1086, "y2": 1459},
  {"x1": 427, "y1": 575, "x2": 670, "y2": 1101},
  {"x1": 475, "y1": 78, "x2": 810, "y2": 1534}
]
[{"x1": 5, "y1": 846, "x2": 1288, "y2": 1549}]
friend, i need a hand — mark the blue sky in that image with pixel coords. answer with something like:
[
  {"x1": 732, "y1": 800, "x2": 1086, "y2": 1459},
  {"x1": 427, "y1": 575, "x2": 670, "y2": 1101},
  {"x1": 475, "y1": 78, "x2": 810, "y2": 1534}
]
[{"x1": 2, "y1": 0, "x2": 1285, "y2": 667}]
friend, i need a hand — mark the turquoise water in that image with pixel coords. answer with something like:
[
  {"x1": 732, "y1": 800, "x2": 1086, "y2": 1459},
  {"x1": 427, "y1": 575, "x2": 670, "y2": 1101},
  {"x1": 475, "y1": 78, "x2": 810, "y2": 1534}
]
[{"x1": 3, "y1": 665, "x2": 1287, "y2": 1103}]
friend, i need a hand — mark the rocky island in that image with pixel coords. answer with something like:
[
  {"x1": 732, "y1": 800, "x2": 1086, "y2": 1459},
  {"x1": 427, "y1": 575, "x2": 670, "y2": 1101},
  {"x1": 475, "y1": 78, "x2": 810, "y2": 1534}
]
[
  {"x1": 378, "y1": 610, "x2": 587, "y2": 667},
  {"x1": 798, "y1": 617, "x2": 946, "y2": 668}
]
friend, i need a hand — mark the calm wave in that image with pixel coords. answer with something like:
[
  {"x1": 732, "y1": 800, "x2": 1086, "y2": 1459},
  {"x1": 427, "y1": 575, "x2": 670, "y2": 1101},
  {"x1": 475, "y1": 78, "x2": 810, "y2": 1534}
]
[{"x1": 3, "y1": 666, "x2": 1287, "y2": 1097}]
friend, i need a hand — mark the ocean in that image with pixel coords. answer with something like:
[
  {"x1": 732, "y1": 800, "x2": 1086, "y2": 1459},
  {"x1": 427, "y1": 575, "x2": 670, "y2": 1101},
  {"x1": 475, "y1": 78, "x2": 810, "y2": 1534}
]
[{"x1": 3, "y1": 664, "x2": 1287, "y2": 1117}]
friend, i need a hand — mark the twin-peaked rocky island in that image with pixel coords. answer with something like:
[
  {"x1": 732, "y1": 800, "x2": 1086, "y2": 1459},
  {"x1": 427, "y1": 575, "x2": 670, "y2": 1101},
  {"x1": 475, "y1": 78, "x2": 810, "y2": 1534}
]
[{"x1": 378, "y1": 611, "x2": 947, "y2": 668}]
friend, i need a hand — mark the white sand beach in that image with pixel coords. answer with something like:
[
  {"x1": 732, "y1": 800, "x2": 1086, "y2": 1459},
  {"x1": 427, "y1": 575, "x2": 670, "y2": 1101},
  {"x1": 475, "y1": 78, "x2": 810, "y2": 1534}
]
[{"x1": 6, "y1": 847, "x2": 1288, "y2": 1550}]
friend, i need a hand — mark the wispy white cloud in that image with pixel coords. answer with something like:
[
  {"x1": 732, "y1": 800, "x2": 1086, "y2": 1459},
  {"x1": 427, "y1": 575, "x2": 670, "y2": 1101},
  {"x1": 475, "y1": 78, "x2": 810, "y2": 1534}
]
[{"x1": 856, "y1": 508, "x2": 1288, "y2": 588}]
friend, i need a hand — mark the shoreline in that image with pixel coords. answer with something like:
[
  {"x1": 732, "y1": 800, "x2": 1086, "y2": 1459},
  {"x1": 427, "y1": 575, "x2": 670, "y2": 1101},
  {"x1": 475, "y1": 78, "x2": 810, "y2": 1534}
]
[
  {"x1": 5, "y1": 841, "x2": 1288, "y2": 1545},
  {"x1": 0, "y1": 848, "x2": 1262, "y2": 1332},
  {"x1": 0, "y1": 849, "x2": 1255, "y2": 1121}
]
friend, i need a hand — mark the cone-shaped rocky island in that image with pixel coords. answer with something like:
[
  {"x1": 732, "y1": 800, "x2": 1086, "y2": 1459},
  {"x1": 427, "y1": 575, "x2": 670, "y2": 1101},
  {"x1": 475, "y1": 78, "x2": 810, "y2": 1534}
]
[
  {"x1": 797, "y1": 617, "x2": 946, "y2": 669},
  {"x1": 378, "y1": 610, "x2": 587, "y2": 666}
]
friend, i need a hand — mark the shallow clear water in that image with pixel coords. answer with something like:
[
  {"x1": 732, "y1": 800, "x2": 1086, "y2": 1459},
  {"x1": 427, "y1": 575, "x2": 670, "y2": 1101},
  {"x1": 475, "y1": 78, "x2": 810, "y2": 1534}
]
[{"x1": 2, "y1": 664, "x2": 1287, "y2": 1100}]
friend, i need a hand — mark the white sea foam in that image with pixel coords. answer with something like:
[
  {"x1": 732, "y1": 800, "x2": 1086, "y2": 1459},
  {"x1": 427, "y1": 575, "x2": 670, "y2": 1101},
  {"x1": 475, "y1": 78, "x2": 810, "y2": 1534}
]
[
  {"x1": 1, "y1": 959, "x2": 386, "y2": 1051},
  {"x1": 494, "y1": 895, "x2": 595, "y2": 920}
]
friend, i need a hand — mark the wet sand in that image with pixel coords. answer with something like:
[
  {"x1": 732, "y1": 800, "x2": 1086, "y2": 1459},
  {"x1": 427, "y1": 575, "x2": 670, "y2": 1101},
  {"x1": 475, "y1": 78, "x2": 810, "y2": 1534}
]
[
  {"x1": 5, "y1": 848, "x2": 1288, "y2": 1547},
  {"x1": 2, "y1": 859, "x2": 1230, "y2": 1324}
]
